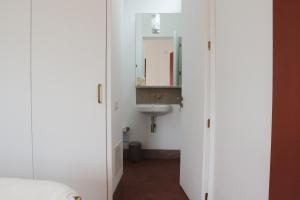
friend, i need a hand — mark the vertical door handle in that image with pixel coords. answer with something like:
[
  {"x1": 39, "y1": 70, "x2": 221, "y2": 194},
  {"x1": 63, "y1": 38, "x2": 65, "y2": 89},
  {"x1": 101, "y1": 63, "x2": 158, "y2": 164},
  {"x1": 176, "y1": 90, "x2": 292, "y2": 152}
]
[{"x1": 97, "y1": 84, "x2": 102, "y2": 104}]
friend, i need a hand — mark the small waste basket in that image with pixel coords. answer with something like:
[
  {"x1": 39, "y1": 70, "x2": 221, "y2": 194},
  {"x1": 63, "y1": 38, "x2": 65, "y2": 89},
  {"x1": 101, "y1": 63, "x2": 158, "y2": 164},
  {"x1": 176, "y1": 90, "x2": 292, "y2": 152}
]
[{"x1": 129, "y1": 141, "x2": 142, "y2": 162}]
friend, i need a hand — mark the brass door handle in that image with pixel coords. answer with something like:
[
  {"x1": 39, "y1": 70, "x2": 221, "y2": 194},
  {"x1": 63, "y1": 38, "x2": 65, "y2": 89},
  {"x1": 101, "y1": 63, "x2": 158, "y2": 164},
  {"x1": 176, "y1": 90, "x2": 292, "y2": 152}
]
[{"x1": 97, "y1": 84, "x2": 102, "y2": 104}]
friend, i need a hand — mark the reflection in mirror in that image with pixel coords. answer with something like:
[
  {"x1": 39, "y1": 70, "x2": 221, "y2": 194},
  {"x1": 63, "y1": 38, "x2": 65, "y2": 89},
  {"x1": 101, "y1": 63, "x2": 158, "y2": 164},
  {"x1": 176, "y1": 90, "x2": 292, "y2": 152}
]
[{"x1": 135, "y1": 13, "x2": 182, "y2": 87}]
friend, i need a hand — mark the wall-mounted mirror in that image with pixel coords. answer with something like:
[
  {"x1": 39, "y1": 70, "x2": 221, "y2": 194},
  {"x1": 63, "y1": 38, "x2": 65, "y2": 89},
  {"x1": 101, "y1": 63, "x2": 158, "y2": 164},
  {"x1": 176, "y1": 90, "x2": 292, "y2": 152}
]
[{"x1": 135, "y1": 13, "x2": 182, "y2": 87}]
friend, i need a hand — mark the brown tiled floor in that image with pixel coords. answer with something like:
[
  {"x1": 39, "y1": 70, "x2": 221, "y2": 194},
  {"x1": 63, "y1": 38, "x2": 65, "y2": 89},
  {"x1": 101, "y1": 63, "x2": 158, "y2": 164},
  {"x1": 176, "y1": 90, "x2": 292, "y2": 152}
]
[{"x1": 119, "y1": 159, "x2": 189, "y2": 200}]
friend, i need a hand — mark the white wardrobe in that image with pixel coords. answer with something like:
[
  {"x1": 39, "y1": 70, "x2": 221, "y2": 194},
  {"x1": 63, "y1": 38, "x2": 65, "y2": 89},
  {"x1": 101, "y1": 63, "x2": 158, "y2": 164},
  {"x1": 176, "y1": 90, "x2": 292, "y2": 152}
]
[{"x1": 0, "y1": 1, "x2": 108, "y2": 200}]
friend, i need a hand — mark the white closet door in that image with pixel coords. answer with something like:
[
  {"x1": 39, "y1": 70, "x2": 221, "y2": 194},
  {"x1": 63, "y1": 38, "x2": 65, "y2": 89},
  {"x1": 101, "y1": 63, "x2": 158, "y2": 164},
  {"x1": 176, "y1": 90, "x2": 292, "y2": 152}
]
[
  {"x1": 0, "y1": 1, "x2": 33, "y2": 178},
  {"x1": 31, "y1": 1, "x2": 107, "y2": 200}
]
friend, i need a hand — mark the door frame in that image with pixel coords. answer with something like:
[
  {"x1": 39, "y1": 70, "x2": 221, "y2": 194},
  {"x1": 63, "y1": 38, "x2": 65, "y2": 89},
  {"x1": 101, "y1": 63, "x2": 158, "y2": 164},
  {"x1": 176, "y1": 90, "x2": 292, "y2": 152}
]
[
  {"x1": 105, "y1": 0, "x2": 217, "y2": 199},
  {"x1": 106, "y1": 0, "x2": 113, "y2": 199},
  {"x1": 204, "y1": 0, "x2": 216, "y2": 199}
]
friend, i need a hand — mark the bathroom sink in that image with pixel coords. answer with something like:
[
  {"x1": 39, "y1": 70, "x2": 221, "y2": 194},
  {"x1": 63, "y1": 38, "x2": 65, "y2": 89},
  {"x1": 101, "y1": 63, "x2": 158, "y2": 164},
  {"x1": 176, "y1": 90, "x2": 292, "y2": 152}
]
[{"x1": 136, "y1": 104, "x2": 172, "y2": 116}]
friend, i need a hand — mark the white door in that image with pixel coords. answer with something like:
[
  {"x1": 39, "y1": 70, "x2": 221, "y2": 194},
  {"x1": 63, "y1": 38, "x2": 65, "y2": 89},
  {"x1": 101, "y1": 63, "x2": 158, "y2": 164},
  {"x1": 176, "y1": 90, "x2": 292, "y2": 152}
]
[
  {"x1": 144, "y1": 38, "x2": 173, "y2": 86},
  {"x1": 0, "y1": 0, "x2": 33, "y2": 178},
  {"x1": 31, "y1": 1, "x2": 107, "y2": 200},
  {"x1": 180, "y1": 0, "x2": 209, "y2": 199},
  {"x1": 213, "y1": 0, "x2": 272, "y2": 200}
]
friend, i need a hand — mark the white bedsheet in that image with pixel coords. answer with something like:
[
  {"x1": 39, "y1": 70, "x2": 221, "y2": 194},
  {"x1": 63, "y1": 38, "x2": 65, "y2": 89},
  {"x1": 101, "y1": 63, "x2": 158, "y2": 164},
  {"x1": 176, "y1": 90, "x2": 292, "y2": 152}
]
[{"x1": 0, "y1": 178, "x2": 79, "y2": 200}]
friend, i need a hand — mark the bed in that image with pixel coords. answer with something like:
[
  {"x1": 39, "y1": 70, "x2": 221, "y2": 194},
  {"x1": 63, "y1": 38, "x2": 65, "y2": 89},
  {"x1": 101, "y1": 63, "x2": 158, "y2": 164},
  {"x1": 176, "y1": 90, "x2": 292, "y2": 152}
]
[{"x1": 0, "y1": 178, "x2": 81, "y2": 200}]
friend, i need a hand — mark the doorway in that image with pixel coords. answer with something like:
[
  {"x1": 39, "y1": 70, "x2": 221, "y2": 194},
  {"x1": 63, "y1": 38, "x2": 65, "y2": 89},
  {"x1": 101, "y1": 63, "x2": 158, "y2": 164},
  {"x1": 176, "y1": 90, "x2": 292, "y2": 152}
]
[{"x1": 108, "y1": 0, "x2": 214, "y2": 199}]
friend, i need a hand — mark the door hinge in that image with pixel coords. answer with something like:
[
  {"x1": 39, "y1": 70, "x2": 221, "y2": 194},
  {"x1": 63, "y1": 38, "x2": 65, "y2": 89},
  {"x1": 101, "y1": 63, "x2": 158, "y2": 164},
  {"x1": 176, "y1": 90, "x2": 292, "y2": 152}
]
[
  {"x1": 208, "y1": 41, "x2": 212, "y2": 51},
  {"x1": 97, "y1": 84, "x2": 102, "y2": 104},
  {"x1": 207, "y1": 119, "x2": 211, "y2": 128},
  {"x1": 205, "y1": 193, "x2": 208, "y2": 200}
]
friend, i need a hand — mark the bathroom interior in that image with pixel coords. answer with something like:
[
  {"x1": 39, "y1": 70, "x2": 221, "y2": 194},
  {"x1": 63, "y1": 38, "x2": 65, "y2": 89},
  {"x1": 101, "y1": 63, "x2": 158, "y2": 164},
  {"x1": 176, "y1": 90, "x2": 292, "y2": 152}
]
[{"x1": 117, "y1": 0, "x2": 185, "y2": 198}]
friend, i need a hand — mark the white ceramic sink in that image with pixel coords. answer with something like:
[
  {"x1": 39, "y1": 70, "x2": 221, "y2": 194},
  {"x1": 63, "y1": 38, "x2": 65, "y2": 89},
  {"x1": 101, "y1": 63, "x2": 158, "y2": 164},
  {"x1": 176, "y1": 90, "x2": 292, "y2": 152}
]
[{"x1": 136, "y1": 104, "x2": 172, "y2": 116}]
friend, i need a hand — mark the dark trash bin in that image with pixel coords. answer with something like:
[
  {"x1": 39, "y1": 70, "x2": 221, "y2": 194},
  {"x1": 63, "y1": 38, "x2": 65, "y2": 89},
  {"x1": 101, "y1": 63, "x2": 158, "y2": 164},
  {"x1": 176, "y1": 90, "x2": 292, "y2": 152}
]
[{"x1": 129, "y1": 141, "x2": 142, "y2": 162}]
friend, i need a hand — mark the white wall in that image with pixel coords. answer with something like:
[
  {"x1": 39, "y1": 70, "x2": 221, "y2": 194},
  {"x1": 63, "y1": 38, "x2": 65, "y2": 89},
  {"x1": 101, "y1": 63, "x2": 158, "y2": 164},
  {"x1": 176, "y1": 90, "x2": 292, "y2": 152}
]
[
  {"x1": 107, "y1": 0, "x2": 124, "y2": 196},
  {"x1": 144, "y1": 15, "x2": 182, "y2": 35},
  {"x1": 213, "y1": 0, "x2": 273, "y2": 199},
  {"x1": 122, "y1": 0, "x2": 182, "y2": 150}
]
